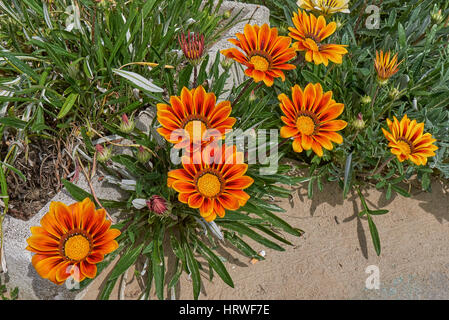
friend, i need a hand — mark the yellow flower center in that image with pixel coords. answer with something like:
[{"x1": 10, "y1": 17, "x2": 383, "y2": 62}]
[
  {"x1": 197, "y1": 173, "x2": 222, "y2": 198},
  {"x1": 397, "y1": 140, "x2": 412, "y2": 156},
  {"x1": 250, "y1": 55, "x2": 269, "y2": 72},
  {"x1": 64, "y1": 235, "x2": 91, "y2": 261},
  {"x1": 184, "y1": 120, "x2": 207, "y2": 140},
  {"x1": 296, "y1": 116, "x2": 315, "y2": 135}
]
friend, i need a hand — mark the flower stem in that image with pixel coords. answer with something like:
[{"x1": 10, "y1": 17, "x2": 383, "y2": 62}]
[
  {"x1": 370, "y1": 84, "x2": 380, "y2": 124},
  {"x1": 360, "y1": 155, "x2": 395, "y2": 178},
  {"x1": 232, "y1": 78, "x2": 254, "y2": 106},
  {"x1": 193, "y1": 65, "x2": 198, "y2": 88},
  {"x1": 278, "y1": 137, "x2": 291, "y2": 149}
]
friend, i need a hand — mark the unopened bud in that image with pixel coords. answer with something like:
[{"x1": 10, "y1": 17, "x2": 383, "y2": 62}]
[
  {"x1": 146, "y1": 195, "x2": 171, "y2": 216},
  {"x1": 220, "y1": 57, "x2": 234, "y2": 70},
  {"x1": 119, "y1": 114, "x2": 135, "y2": 134},
  {"x1": 95, "y1": 0, "x2": 109, "y2": 8},
  {"x1": 136, "y1": 146, "x2": 151, "y2": 163},
  {"x1": 223, "y1": 10, "x2": 231, "y2": 19},
  {"x1": 278, "y1": 25, "x2": 288, "y2": 35},
  {"x1": 431, "y1": 9, "x2": 444, "y2": 25},
  {"x1": 95, "y1": 144, "x2": 112, "y2": 162},
  {"x1": 353, "y1": 113, "x2": 365, "y2": 130},
  {"x1": 389, "y1": 87, "x2": 401, "y2": 101},
  {"x1": 335, "y1": 18, "x2": 344, "y2": 30},
  {"x1": 361, "y1": 95, "x2": 371, "y2": 105},
  {"x1": 377, "y1": 77, "x2": 389, "y2": 86},
  {"x1": 249, "y1": 90, "x2": 256, "y2": 102}
]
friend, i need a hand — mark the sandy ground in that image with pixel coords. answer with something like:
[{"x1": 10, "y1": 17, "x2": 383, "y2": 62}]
[{"x1": 82, "y1": 178, "x2": 449, "y2": 300}]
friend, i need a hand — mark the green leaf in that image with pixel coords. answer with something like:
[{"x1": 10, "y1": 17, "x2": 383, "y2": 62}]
[
  {"x1": 152, "y1": 222, "x2": 165, "y2": 300},
  {"x1": 112, "y1": 68, "x2": 163, "y2": 93},
  {"x1": 167, "y1": 258, "x2": 182, "y2": 289},
  {"x1": 367, "y1": 214, "x2": 381, "y2": 256},
  {"x1": 369, "y1": 209, "x2": 389, "y2": 216},
  {"x1": 243, "y1": 200, "x2": 303, "y2": 237},
  {"x1": 386, "y1": 183, "x2": 392, "y2": 200},
  {"x1": 194, "y1": 237, "x2": 234, "y2": 288},
  {"x1": 184, "y1": 242, "x2": 201, "y2": 300},
  {"x1": 251, "y1": 224, "x2": 293, "y2": 246},
  {"x1": 61, "y1": 180, "x2": 125, "y2": 209},
  {"x1": 398, "y1": 22, "x2": 406, "y2": 48},
  {"x1": 301, "y1": 69, "x2": 322, "y2": 83},
  {"x1": 218, "y1": 221, "x2": 285, "y2": 251},
  {"x1": 57, "y1": 93, "x2": 78, "y2": 119},
  {"x1": 178, "y1": 64, "x2": 193, "y2": 92},
  {"x1": 0, "y1": 161, "x2": 26, "y2": 182},
  {"x1": 224, "y1": 231, "x2": 260, "y2": 259},
  {"x1": 421, "y1": 172, "x2": 431, "y2": 191},
  {"x1": 62, "y1": 179, "x2": 92, "y2": 201},
  {"x1": 99, "y1": 278, "x2": 119, "y2": 300},
  {"x1": 108, "y1": 243, "x2": 144, "y2": 281},
  {"x1": 0, "y1": 117, "x2": 27, "y2": 129},
  {"x1": 391, "y1": 185, "x2": 411, "y2": 197},
  {"x1": 0, "y1": 51, "x2": 39, "y2": 82},
  {"x1": 343, "y1": 151, "x2": 353, "y2": 199}
]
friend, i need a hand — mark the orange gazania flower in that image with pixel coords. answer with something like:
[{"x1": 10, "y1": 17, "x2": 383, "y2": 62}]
[
  {"x1": 167, "y1": 145, "x2": 253, "y2": 222},
  {"x1": 374, "y1": 50, "x2": 402, "y2": 84},
  {"x1": 26, "y1": 198, "x2": 120, "y2": 285},
  {"x1": 156, "y1": 85, "x2": 236, "y2": 150},
  {"x1": 279, "y1": 83, "x2": 347, "y2": 156},
  {"x1": 381, "y1": 115, "x2": 438, "y2": 165},
  {"x1": 289, "y1": 10, "x2": 348, "y2": 66},
  {"x1": 220, "y1": 24, "x2": 296, "y2": 87}
]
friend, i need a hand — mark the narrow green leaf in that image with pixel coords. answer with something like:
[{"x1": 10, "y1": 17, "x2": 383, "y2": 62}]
[
  {"x1": 218, "y1": 221, "x2": 285, "y2": 251},
  {"x1": 0, "y1": 161, "x2": 26, "y2": 182},
  {"x1": 184, "y1": 242, "x2": 201, "y2": 300},
  {"x1": 243, "y1": 200, "x2": 303, "y2": 237},
  {"x1": 391, "y1": 185, "x2": 411, "y2": 197},
  {"x1": 195, "y1": 237, "x2": 234, "y2": 288},
  {"x1": 108, "y1": 243, "x2": 144, "y2": 280},
  {"x1": 57, "y1": 93, "x2": 78, "y2": 119},
  {"x1": 152, "y1": 222, "x2": 165, "y2": 300},
  {"x1": 369, "y1": 209, "x2": 389, "y2": 216},
  {"x1": 0, "y1": 117, "x2": 27, "y2": 129},
  {"x1": 99, "y1": 278, "x2": 119, "y2": 300},
  {"x1": 398, "y1": 22, "x2": 406, "y2": 48},
  {"x1": 343, "y1": 151, "x2": 353, "y2": 199},
  {"x1": 112, "y1": 68, "x2": 163, "y2": 93},
  {"x1": 367, "y1": 214, "x2": 381, "y2": 256}
]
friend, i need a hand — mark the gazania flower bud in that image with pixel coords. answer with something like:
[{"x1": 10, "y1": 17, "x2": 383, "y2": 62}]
[
  {"x1": 136, "y1": 146, "x2": 151, "y2": 163},
  {"x1": 95, "y1": 144, "x2": 112, "y2": 163},
  {"x1": 335, "y1": 18, "x2": 344, "y2": 30},
  {"x1": 223, "y1": 10, "x2": 231, "y2": 19},
  {"x1": 389, "y1": 87, "x2": 401, "y2": 101},
  {"x1": 220, "y1": 57, "x2": 234, "y2": 70},
  {"x1": 119, "y1": 114, "x2": 135, "y2": 134},
  {"x1": 178, "y1": 31, "x2": 205, "y2": 66},
  {"x1": 278, "y1": 24, "x2": 288, "y2": 35},
  {"x1": 249, "y1": 90, "x2": 256, "y2": 102},
  {"x1": 95, "y1": 0, "x2": 112, "y2": 8},
  {"x1": 431, "y1": 9, "x2": 444, "y2": 25},
  {"x1": 146, "y1": 195, "x2": 171, "y2": 216},
  {"x1": 361, "y1": 95, "x2": 372, "y2": 105},
  {"x1": 353, "y1": 113, "x2": 365, "y2": 130}
]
